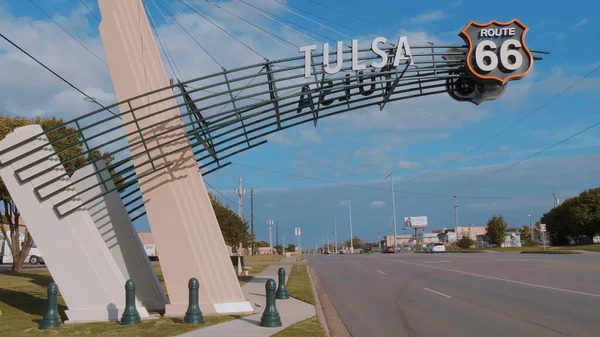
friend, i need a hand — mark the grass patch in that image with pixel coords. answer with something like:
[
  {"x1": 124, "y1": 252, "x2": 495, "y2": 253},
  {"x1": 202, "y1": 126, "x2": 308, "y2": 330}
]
[
  {"x1": 558, "y1": 244, "x2": 600, "y2": 252},
  {"x1": 449, "y1": 249, "x2": 485, "y2": 253},
  {"x1": 245, "y1": 255, "x2": 285, "y2": 263},
  {"x1": 286, "y1": 265, "x2": 315, "y2": 305},
  {"x1": 520, "y1": 250, "x2": 582, "y2": 255},
  {"x1": 272, "y1": 316, "x2": 326, "y2": 337},
  {"x1": 0, "y1": 269, "x2": 236, "y2": 336}
]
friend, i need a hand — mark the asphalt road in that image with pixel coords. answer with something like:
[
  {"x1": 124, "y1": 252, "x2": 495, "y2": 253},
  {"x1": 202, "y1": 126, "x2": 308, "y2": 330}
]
[{"x1": 309, "y1": 252, "x2": 600, "y2": 337}]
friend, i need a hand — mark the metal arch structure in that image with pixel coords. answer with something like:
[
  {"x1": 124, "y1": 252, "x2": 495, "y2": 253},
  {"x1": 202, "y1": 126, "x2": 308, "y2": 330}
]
[
  {"x1": 0, "y1": 10, "x2": 548, "y2": 320},
  {"x1": 0, "y1": 44, "x2": 547, "y2": 221}
]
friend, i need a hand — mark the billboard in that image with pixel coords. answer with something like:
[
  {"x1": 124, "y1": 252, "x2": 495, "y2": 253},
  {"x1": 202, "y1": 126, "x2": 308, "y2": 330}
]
[{"x1": 404, "y1": 216, "x2": 428, "y2": 229}]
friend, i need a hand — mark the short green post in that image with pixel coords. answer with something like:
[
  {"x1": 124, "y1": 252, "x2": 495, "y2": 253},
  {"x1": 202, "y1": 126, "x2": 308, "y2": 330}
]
[
  {"x1": 260, "y1": 279, "x2": 282, "y2": 327},
  {"x1": 120, "y1": 279, "x2": 141, "y2": 325},
  {"x1": 184, "y1": 278, "x2": 204, "y2": 324},
  {"x1": 276, "y1": 267, "x2": 289, "y2": 300},
  {"x1": 39, "y1": 283, "x2": 61, "y2": 330}
]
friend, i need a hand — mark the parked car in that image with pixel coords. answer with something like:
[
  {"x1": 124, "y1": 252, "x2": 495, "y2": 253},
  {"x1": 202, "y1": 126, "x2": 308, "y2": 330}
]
[
  {"x1": 360, "y1": 247, "x2": 372, "y2": 254},
  {"x1": 339, "y1": 250, "x2": 345, "y2": 254},
  {"x1": 383, "y1": 246, "x2": 395, "y2": 254},
  {"x1": 426, "y1": 242, "x2": 446, "y2": 253}
]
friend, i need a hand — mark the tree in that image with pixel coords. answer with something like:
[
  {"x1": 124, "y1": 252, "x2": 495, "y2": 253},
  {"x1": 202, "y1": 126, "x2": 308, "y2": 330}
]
[
  {"x1": 485, "y1": 215, "x2": 507, "y2": 247},
  {"x1": 274, "y1": 245, "x2": 283, "y2": 255},
  {"x1": 209, "y1": 193, "x2": 252, "y2": 248},
  {"x1": 344, "y1": 237, "x2": 363, "y2": 249},
  {"x1": 542, "y1": 188, "x2": 600, "y2": 245},
  {"x1": 287, "y1": 244, "x2": 296, "y2": 252},
  {"x1": 0, "y1": 115, "x2": 120, "y2": 272},
  {"x1": 456, "y1": 235, "x2": 475, "y2": 249},
  {"x1": 256, "y1": 240, "x2": 269, "y2": 248}
]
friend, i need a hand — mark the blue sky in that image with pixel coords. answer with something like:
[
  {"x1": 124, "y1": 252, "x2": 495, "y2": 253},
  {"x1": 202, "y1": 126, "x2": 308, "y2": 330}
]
[{"x1": 1, "y1": 0, "x2": 599, "y2": 248}]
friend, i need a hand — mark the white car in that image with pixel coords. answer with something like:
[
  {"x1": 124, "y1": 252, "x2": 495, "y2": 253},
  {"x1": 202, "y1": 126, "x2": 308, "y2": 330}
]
[{"x1": 426, "y1": 242, "x2": 446, "y2": 253}]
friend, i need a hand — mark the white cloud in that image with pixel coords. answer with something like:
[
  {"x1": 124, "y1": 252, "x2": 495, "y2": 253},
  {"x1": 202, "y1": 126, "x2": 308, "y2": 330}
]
[
  {"x1": 449, "y1": 0, "x2": 464, "y2": 8},
  {"x1": 299, "y1": 127, "x2": 322, "y2": 144},
  {"x1": 370, "y1": 200, "x2": 386, "y2": 208},
  {"x1": 572, "y1": 18, "x2": 589, "y2": 29},
  {"x1": 409, "y1": 10, "x2": 447, "y2": 25},
  {"x1": 397, "y1": 160, "x2": 421, "y2": 169}
]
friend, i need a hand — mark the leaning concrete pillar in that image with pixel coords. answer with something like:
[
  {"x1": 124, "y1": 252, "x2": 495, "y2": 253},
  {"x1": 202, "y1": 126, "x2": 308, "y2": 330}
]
[
  {"x1": 98, "y1": 0, "x2": 251, "y2": 315},
  {"x1": 71, "y1": 161, "x2": 167, "y2": 312},
  {"x1": 0, "y1": 125, "x2": 150, "y2": 322}
]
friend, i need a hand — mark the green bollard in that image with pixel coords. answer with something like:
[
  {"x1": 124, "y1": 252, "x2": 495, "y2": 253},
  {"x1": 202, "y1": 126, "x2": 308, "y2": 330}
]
[
  {"x1": 120, "y1": 279, "x2": 141, "y2": 325},
  {"x1": 260, "y1": 279, "x2": 282, "y2": 327},
  {"x1": 275, "y1": 267, "x2": 289, "y2": 300},
  {"x1": 39, "y1": 283, "x2": 61, "y2": 330},
  {"x1": 184, "y1": 278, "x2": 204, "y2": 324}
]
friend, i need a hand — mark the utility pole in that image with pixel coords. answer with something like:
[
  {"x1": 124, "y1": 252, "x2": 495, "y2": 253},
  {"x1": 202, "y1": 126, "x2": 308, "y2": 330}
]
[
  {"x1": 378, "y1": 231, "x2": 382, "y2": 248},
  {"x1": 326, "y1": 230, "x2": 330, "y2": 253},
  {"x1": 250, "y1": 188, "x2": 254, "y2": 255},
  {"x1": 529, "y1": 214, "x2": 533, "y2": 241},
  {"x1": 334, "y1": 219, "x2": 338, "y2": 254},
  {"x1": 267, "y1": 216, "x2": 274, "y2": 253},
  {"x1": 384, "y1": 173, "x2": 398, "y2": 251},
  {"x1": 552, "y1": 192, "x2": 557, "y2": 208},
  {"x1": 453, "y1": 196, "x2": 459, "y2": 241},
  {"x1": 276, "y1": 221, "x2": 279, "y2": 248},
  {"x1": 235, "y1": 177, "x2": 246, "y2": 219},
  {"x1": 282, "y1": 234, "x2": 285, "y2": 253},
  {"x1": 349, "y1": 200, "x2": 354, "y2": 253}
]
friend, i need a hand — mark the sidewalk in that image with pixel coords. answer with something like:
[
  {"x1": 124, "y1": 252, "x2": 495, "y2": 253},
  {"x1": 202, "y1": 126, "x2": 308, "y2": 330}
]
[{"x1": 177, "y1": 257, "x2": 315, "y2": 337}]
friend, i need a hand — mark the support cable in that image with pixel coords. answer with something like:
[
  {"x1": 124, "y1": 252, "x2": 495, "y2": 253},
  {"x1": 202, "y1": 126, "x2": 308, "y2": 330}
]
[
  {"x1": 178, "y1": 0, "x2": 267, "y2": 60},
  {"x1": 153, "y1": 0, "x2": 224, "y2": 68},
  {"x1": 27, "y1": 0, "x2": 108, "y2": 67},
  {"x1": 78, "y1": 0, "x2": 101, "y2": 22},
  {"x1": 302, "y1": 0, "x2": 434, "y2": 45},
  {"x1": 144, "y1": 0, "x2": 180, "y2": 80},
  {"x1": 0, "y1": 33, "x2": 119, "y2": 118},
  {"x1": 201, "y1": 0, "x2": 299, "y2": 53}
]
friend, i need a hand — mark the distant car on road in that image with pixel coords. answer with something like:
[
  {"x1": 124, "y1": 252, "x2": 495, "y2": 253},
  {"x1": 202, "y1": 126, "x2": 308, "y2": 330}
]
[
  {"x1": 324, "y1": 251, "x2": 331, "y2": 254},
  {"x1": 426, "y1": 242, "x2": 446, "y2": 253},
  {"x1": 339, "y1": 250, "x2": 345, "y2": 254},
  {"x1": 383, "y1": 246, "x2": 395, "y2": 254},
  {"x1": 360, "y1": 247, "x2": 372, "y2": 254}
]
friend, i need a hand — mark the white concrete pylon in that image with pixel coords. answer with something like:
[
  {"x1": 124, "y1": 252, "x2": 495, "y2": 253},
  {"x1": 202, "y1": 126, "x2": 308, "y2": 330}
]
[
  {"x1": 71, "y1": 161, "x2": 167, "y2": 312},
  {"x1": 0, "y1": 125, "x2": 150, "y2": 322},
  {"x1": 98, "y1": 0, "x2": 251, "y2": 315}
]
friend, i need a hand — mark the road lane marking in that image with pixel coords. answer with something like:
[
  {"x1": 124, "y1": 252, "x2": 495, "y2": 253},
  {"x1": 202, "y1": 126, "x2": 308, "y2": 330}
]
[
  {"x1": 425, "y1": 260, "x2": 451, "y2": 263},
  {"x1": 387, "y1": 259, "x2": 600, "y2": 299},
  {"x1": 496, "y1": 259, "x2": 529, "y2": 261},
  {"x1": 424, "y1": 287, "x2": 452, "y2": 298},
  {"x1": 376, "y1": 270, "x2": 387, "y2": 275},
  {"x1": 356, "y1": 262, "x2": 361, "y2": 266}
]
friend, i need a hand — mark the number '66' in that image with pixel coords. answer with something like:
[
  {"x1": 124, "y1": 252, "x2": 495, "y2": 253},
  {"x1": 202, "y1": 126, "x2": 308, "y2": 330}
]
[{"x1": 475, "y1": 39, "x2": 523, "y2": 72}]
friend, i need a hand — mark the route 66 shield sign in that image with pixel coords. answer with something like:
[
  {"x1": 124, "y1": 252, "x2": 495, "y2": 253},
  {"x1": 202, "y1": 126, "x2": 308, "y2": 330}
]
[{"x1": 459, "y1": 19, "x2": 533, "y2": 84}]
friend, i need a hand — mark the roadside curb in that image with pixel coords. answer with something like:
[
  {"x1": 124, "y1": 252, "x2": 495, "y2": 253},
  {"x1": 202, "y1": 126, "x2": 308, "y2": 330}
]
[
  {"x1": 309, "y1": 265, "x2": 352, "y2": 337},
  {"x1": 307, "y1": 265, "x2": 330, "y2": 337}
]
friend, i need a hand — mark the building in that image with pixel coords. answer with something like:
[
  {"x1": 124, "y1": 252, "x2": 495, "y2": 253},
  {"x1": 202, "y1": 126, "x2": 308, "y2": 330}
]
[
  {"x1": 438, "y1": 226, "x2": 487, "y2": 243},
  {"x1": 384, "y1": 232, "x2": 441, "y2": 246}
]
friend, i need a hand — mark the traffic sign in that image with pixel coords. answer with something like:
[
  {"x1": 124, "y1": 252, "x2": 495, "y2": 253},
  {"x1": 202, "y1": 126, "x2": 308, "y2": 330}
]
[
  {"x1": 540, "y1": 224, "x2": 546, "y2": 232},
  {"x1": 295, "y1": 227, "x2": 301, "y2": 236}
]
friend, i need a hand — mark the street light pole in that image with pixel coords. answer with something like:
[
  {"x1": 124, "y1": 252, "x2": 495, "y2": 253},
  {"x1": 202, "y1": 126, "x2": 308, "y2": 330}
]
[
  {"x1": 282, "y1": 235, "x2": 285, "y2": 253},
  {"x1": 529, "y1": 214, "x2": 533, "y2": 241},
  {"x1": 385, "y1": 173, "x2": 398, "y2": 251},
  {"x1": 334, "y1": 218, "x2": 338, "y2": 254},
  {"x1": 349, "y1": 200, "x2": 354, "y2": 253}
]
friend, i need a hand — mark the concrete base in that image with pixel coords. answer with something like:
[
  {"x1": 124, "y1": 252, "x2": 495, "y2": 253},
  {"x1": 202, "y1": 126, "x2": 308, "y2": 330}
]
[
  {"x1": 72, "y1": 162, "x2": 167, "y2": 312},
  {"x1": 0, "y1": 125, "x2": 149, "y2": 323}
]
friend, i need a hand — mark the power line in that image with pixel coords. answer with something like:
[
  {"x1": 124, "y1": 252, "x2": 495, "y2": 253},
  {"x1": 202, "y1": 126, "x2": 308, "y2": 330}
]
[
  {"x1": 27, "y1": 0, "x2": 108, "y2": 67},
  {"x1": 0, "y1": 32, "x2": 119, "y2": 118},
  {"x1": 264, "y1": 0, "x2": 353, "y2": 40},
  {"x1": 78, "y1": 0, "x2": 101, "y2": 23},
  {"x1": 153, "y1": 0, "x2": 224, "y2": 68},
  {"x1": 301, "y1": 0, "x2": 433, "y2": 45},
  {"x1": 178, "y1": 0, "x2": 266, "y2": 61},
  {"x1": 201, "y1": 0, "x2": 298, "y2": 52},
  {"x1": 397, "y1": 62, "x2": 600, "y2": 187},
  {"x1": 229, "y1": 162, "x2": 556, "y2": 200},
  {"x1": 144, "y1": 0, "x2": 181, "y2": 80}
]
